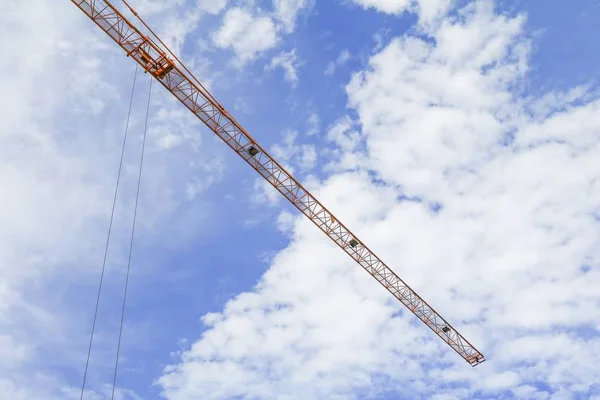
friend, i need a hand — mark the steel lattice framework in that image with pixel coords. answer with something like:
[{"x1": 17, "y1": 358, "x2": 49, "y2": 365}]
[{"x1": 71, "y1": 0, "x2": 485, "y2": 366}]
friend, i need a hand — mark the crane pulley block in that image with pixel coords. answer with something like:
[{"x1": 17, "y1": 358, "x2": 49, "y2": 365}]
[{"x1": 127, "y1": 37, "x2": 174, "y2": 79}]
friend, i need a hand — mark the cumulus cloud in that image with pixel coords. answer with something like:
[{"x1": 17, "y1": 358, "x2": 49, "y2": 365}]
[
  {"x1": 251, "y1": 178, "x2": 282, "y2": 207},
  {"x1": 350, "y1": 0, "x2": 414, "y2": 13},
  {"x1": 273, "y1": 0, "x2": 310, "y2": 33},
  {"x1": 271, "y1": 130, "x2": 318, "y2": 171},
  {"x1": 158, "y1": 0, "x2": 600, "y2": 399},
  {"x1": 0, "y1": 0, "x2": 225, "y2": 397},
  {"x1": 196, "y1": 0, "x2": 229, "y2": 14},
  {"x1": 325, "y1": 49, "x2": 351, "y2": 75},
  {"x1": 211, "y1": 0, "x2": 312, "y2": 64},
  {"x1": 306, "y1": 112, "x2": 321, "y2": 136},
  {"x1": 266, "y1": 49, "x2": 302, "y2": 87},
  {"x1": 0, "y1": 1, "x2": 129, "y2": 395},
  {"x1": 349, "y1": 0, "x2": 453, "y2": 30},
  {"x1": 213, "y1": 7, "x2": 279, "y2": 64},
  {"x1": 124, "y1": 0, "x2": 203, "y2": 54},
  {"x1": 185, "y1": 159, "x2": 226, "y2": 200}
]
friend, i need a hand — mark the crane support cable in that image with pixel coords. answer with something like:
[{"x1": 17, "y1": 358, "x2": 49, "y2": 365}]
[
  {"x1": 80, "y1": 63, "x2": 139, "y2": 400},
  {"x1": 71, "y1": 0, "x2": 486, "y2": 366},
  {"x1": 111, "y1": 77, "x2": 153, "y2": 400}
]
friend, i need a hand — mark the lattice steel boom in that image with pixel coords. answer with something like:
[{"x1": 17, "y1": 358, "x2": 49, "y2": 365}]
[{"x1": 71, "y1": 0, "x2": 485, "y2": 366}]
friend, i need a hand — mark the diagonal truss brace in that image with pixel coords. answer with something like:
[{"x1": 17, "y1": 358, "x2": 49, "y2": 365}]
[{"x1": 71, "y1": 0, "x2": 485, "y2": 366}]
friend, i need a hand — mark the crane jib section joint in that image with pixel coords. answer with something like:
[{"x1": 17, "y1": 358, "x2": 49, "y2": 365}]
[{"x1": 126, "y1": 37, "x2": 175, "y2": 79}]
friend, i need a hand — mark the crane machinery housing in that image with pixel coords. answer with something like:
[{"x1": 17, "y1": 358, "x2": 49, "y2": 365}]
[{"x1": 71, "y1": 0, "x2": 486, "y2": 367}]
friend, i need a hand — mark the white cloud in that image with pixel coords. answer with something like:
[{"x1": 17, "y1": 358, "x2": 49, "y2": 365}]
[
  {"x1": 122, "y1": 0, "x2": 202, "y2": 55},
  {"x1": 271, "y1": 130, "x2": 318, "y2": 171},
  {"x1": 185, "y1": 159, "x2": 226, "y2": 200},
  {"x1": 0, "y1": 0, "x2": 225, "y2": 397},
  {"x1": 0, "y1": 1, "x2": 130, "y2": 395},
  {"x1": 158, "y1": 10, "x2": 203, "y2": 55},
  {"x1": 213, "y1": 7, "x2": 278, "y2": 64},
  {"x1": 349, "y1": 0, "x2": 453, "y2": 30},
  {"x1": 325, "y1": 49, "x2": 351, "y2": 75},
  {"x1": 306, "y1": 112, "x2": 321, "y2": 136},
  {"x1": 273, "y1": 0, "x2": 310, "y2": 33},
  {"x1": 151, "y1": 105, "x2": 203, "y2": 151},
  {"x1": 298, "y1": 145, "x2": 317, "y2": 170},
  {"x1": 251, "y1": 178, "x2": 282, "y2": 207},
  {"x1": 158, "y1": 1, "x2": 600, "y2": 399},
  {"x1": 271, "y1": 130, "x2": 299, "y2": 161},
  {"x1": 326, "y1": 116, "x2": 361, "y2": 152},
  {"x1": 322, "y1": 116, "x2": 366, "y2": 173},
  {"x1": 211, "y1": 1, "x2": 312, "y2": 64},
  {"x1": 266, "y1": 48, "x2": 302, "y2": 87},
  {"x1": 351, "y1": 0, "x2": 413, "y2": 14},
  {"x1": 197, "y1": 0, "x2": 229, "y2": 14},
  {"x1": 276, "y1": 210, "x2": 296, "y2": 235},
  {"x1": 0, "y1": 335, "x2": 30, "y2": 367}
]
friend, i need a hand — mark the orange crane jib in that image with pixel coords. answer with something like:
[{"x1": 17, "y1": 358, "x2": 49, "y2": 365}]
[{"x1": 71, "y1": 0, "x2": 485, "y2": 367}]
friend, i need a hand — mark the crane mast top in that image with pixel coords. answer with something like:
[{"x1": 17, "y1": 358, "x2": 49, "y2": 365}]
[{"x1": 71, "y1": 0, "x2": 485, "y2": 366}]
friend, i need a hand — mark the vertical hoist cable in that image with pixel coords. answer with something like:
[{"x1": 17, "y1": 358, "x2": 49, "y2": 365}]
[
  {"x1": 80, "y1": 64, "x2": 139, "y2": 400},
  {"x1": 111, "y1": 77, "x2": 153, "y2": 399}
]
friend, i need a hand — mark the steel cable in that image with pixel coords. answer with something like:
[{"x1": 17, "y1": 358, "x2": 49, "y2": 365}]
[
  {"x1": 111, "y1": 77, "x2": 152, "y2": 399},
  {"x1": 80, "y1": 64, "x2": 139, "y2": 399}
]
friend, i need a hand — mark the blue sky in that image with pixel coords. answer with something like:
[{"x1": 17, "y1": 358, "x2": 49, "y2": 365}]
[{"x1": 1, "y1": 0, "x2": 600, "y2": 399}]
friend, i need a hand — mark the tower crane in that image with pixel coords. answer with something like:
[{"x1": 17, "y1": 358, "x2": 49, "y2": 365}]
[{"x1": 71, "y1": 0, "x2": 485, "y2": 366}]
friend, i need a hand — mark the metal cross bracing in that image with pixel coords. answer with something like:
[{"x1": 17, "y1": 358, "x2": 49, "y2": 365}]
[{"x1": 71, "y1": 0, "x2": 485, "y2": 367}]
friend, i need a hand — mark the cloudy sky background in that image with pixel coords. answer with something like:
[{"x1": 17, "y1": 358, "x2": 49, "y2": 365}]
[{"x1": 1, "y1": 0, "x2": 600, "y2": 399}]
